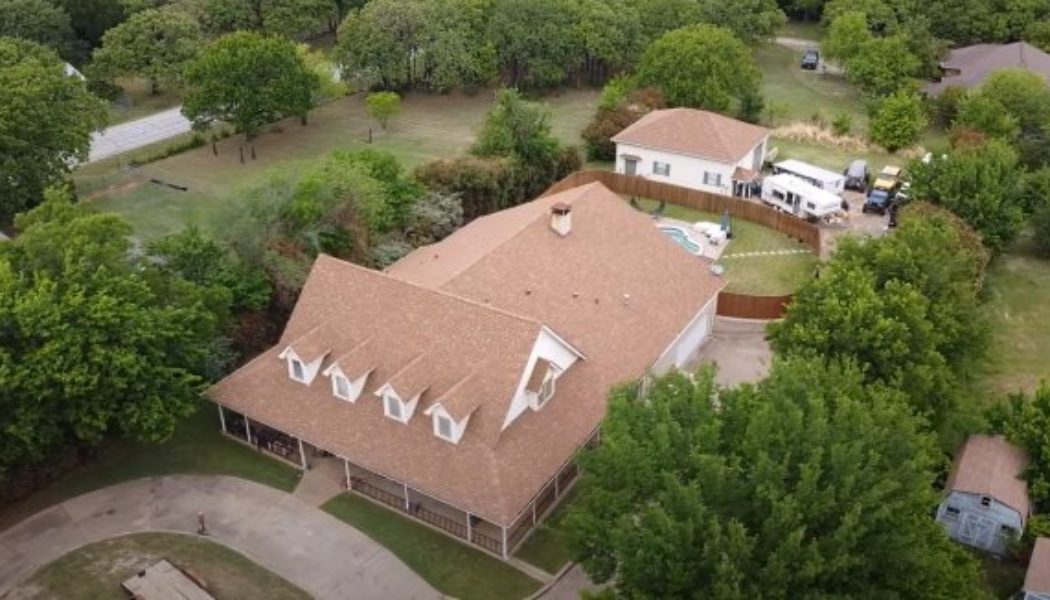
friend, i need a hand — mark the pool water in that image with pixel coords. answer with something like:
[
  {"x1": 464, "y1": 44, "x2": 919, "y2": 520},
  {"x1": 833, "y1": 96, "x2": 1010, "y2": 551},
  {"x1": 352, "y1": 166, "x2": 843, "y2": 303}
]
[{"x1": 659, "y1": 226, "x2": 702, "y2": 255}]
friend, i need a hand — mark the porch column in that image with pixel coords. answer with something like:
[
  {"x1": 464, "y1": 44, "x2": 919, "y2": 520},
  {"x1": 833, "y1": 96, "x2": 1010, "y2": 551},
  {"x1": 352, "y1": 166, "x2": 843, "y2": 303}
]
[
  {"x1": 501, "y1": 526, "x2": 508, "y2": 559},
  {"x1": 298, "y1": 438, "x2": 307, "y2": 470},
  {"x1": 403, "y1": 482, "x2": 410, "y2": 512},
  {"x1": 344, "y1": 459, "x2": 351, "y2": 490},
  {"x1": 217, "y1": 405, "x2": 227, "y2": 434},
  {"x1": 466, "y1": 512, "x2": 473, "y2": 542},
  {"x1": 244, "y1": 418, "x2": 252, "y2": 445}
]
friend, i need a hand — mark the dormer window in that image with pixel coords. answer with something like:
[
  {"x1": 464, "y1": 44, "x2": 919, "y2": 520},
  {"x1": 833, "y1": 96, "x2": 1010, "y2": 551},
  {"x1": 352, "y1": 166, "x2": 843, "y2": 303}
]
[
  {"x1": 290, "y1": 358, "x2": 305, "y2": 382},
  {"x1": 539, "y1": 370, "x2": 556, "y2": 405},
  {"x1": 333, "y1": 373, "x2": 350, "y2": 399},
  {"x1": 437, "y1": 415, "x2": 453, "y2": 440},
  {"x1": 384, "y1": 393, "x2": 404, "y2": 421}
]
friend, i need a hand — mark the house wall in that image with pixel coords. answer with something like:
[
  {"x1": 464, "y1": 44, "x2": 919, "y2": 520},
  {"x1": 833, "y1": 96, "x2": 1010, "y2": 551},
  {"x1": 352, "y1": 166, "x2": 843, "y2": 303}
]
[
  {"x1": 615, "y1": 138, "x2": 768, "y2": 195},
  {"x1": 651, "y1": 294, "x2": 719, "y2": 373},
  {"x1": 502, "y1": 328, "x2": 582, "y2": 429},
  {"x1": 936, "y1": 490, "x2": 1024, "y2": 555}
]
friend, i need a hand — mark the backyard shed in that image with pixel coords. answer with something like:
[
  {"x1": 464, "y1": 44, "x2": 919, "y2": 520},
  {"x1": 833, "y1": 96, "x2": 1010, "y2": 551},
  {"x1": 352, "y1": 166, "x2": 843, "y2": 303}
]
[
  {"x1": 772, "y1": 159, "x2": 846, "y2": 195},
  {"x1": 1024, "y1": 538, "x2": 1050, "y2": 600},
  {"x1": 936, "y1": 434, "x2": 1030, "y2": 556}
]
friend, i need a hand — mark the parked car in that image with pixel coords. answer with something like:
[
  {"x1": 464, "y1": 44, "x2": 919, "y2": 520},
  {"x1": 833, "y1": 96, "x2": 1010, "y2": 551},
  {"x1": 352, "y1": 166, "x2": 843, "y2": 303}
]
[
  {"x1": 862, "y1": 188, "x2": 894, "y2": 215},
  {"x1": 843, "y1": 159, "x2": 870, "y2": 191},
  {"x1": 801, "y1": 49, "x2": 820, "y2": 70},
  {"x1": 872, "y1": 165, "x2": 902, "y2": 193}
]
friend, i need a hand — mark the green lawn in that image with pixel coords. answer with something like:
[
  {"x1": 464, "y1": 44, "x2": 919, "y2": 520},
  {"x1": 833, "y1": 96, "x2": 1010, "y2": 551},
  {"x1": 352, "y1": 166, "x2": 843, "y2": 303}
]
[
  {"x1": 0, "y1": 406, "x2": 299, "y2": 531},
  {"x1": 78, "y1": 89, "x2": 599, "y2": 240},
  {"x1": 322, "y1": 494, "x2": 541, "y2": 600},
  {"x1": 514, "y1": 488, "x2": 578, "y2": 574},
  {"x1": 11, "y1": 532, "x2": 308, "y2": 600},
  {"x1": 636, "y1": 198, "x2": 819, "y2": 295},
  {"x1": 979, "y1": 239, "x2": 1050, "y2": 395},
  {"x1": 780, "y1": 20, "x2": 822, "y2": 41}
]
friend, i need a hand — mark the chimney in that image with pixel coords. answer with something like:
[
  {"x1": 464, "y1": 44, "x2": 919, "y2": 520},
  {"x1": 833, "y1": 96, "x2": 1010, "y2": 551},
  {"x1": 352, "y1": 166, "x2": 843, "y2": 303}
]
[{"x1": 550, "y1": 202, "x2": 572, "y2": 236}]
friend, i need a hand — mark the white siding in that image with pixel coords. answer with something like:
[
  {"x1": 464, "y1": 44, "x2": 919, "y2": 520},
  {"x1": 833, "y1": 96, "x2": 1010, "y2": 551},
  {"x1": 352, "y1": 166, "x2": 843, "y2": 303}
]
[
  {"x1": 936, "y1": 490, "x2": 1023, "y2": 555},
  {"x1": 501, "y1": 328, "x2": 583, "y2": 429},
  {"x1": 616, "y1": 137, "x2": 768, "y2": 195},
  {"x1": 652, "y1": 294, "x2": 718, "y2": 373}
]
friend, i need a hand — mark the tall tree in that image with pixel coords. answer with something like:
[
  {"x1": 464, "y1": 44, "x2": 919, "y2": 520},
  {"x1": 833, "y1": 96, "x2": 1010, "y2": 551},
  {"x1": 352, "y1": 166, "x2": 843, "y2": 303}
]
[
  {"x1": 55, "y1": 0, "x2": 126, "y2": 53},
  {"x1": 182, "y1": 31, "x2": 320, "y2": 141},
  {"x1": 335, "y1": 0, "x2": 426, "y2": 89},
  {"x1": 90, "y1": 7, "x2": 203, "y2": 94},
  {"x1": 989, "y1": 385, "x2": 1050, "y2": 512},
  {"x1": 869, "y1": 90, "x2": 927, "y2": 151},
  {"x1": 636, "y1": 24, "x2": 761, "y2": 115},
  {"x1": 419, "y1": 0, "x2": 498, "y2": 91},
  {"x1": 908, "y1": 139, "x2": 1027, "y2": 252},
  {"x1": 489, "y1": 0, "x2": 579, "y2": 89},
  {"x1": 0, "y1": 0, "x2": 75, "y2": 57},
  {"x1": 194, "y1": 0, "x2": 336, "y2": 38},
  {"x1": 566, "y1": 361, "x2": 985, "y2": 598},
  {"x1": 697, "y1": 0, "x2": 786, "y2": 44},
  {"x1": 844, "y1": 34, "x2": 919, "y2": 97},
  {"x1": 571, "y1": 0, "x2": 644, "y2": 83},
  {"x1": 0, "y1": 190, "x2": 224, "y2": 477},
  {"x1": 0, "y1": 38, "x2": 107, "y2": 219}
]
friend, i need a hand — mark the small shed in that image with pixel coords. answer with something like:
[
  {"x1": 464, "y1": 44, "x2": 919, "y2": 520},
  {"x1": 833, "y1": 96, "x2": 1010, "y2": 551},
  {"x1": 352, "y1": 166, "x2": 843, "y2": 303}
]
[
  {"x1": 772, "y1": 159, "x2": 846, "y2": 195},
  {"x1": 936, "y1": 434, "x2": 1030, "y2": 556},
  {"x1": 1024, "y1": 538, "x2": 1050, "y2": 600}
]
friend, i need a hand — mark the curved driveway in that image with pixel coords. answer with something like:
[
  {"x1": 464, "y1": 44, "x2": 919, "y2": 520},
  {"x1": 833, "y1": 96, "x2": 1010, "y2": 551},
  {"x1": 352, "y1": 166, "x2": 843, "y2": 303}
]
[{"x1": 0, "y1": 475, "x2": 439, "y2": 599}]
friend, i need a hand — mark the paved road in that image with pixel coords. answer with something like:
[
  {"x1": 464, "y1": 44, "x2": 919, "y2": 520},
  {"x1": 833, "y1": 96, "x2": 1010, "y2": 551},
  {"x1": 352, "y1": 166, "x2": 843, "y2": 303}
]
[
  {"x1": 0, "y1": 475, "x2": 439, "y2": 600},
  {"x1": 88, "y1": 107, "x2": 192, "y2": 163}
]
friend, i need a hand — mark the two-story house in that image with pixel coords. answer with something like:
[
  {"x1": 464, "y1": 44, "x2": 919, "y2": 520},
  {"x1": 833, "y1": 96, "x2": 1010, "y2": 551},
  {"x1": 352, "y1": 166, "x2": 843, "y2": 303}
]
[
  {"x1": 206, "y1": 182, "x2": 725, "y2": 558},
  {"x1": 612, "y1": 107, "x2": 770, "y2": 197}
]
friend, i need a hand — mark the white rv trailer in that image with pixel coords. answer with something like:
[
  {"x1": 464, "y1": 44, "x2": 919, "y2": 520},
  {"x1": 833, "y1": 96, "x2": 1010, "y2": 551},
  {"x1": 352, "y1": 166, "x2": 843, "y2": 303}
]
[
  {"x1": 773, "y1": 159, "x2": 846, "y2": 194},
  {"x1": 760, "y1": 173, "x2": 843, "y2": 220}
]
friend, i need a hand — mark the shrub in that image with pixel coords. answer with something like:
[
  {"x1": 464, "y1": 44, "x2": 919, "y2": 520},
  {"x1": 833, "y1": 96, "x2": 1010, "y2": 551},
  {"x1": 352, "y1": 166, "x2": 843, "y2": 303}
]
[
  {"x1": 366, "y1": 91, "x2": 402, "y2": 129},
  {"x1": 831, "y1": 112, "x2": 853, "y2": 136},
  {"x1": 582, "y1": 87, "x2": 665, "y2": 161},
  {"x1": 369, "y1": 235, "x2": 414, "y2": 268},
  {"x1": 1034, "y1": 203, "x2": 1050, "y2": 258},
  {"x1": 869, "y1": 91, "x2": 927, "y2": 152},
  {"x1": 933, "y1": 85, "x2": 967, "y2": 127},
  {"x1": 414, "y1": 155, "x2": 517, "y2": 221}
]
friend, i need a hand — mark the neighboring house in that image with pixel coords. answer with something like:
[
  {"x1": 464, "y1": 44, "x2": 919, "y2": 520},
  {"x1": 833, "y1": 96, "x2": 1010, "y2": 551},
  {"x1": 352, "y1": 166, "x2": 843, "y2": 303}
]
[
  {"x1": 1024, "y1": 538, "x2": 1050, "y2": 600},
  {"x1": 206, "y1": 182, "x2": 725, "y2": 559},
  {"x1": 611, "y1": 108, "x2": 770, "y2": 197},
  {"x1": 936, "y1": 434, "x2": 1030, "y2": 556},
  {"x1": 925, "y1": 42, "x2": 1050, "y2": 96}
]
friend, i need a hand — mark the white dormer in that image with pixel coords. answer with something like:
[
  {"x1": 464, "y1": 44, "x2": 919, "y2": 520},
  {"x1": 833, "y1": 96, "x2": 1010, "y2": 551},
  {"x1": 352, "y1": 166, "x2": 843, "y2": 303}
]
[
  {"x1": 375, "y1": 384, "x2": 420, "y2": 424},
  {"x1": 277, "y1": 347, "x2": 326, "y2": 385},
  {"x1": 502, "y1": 326, "x2": 585, "y2": 430},
  {"x1": 528, "y1": 364, "x2": 562, "y2": 410},
  {"x1": 424, "y1": 404, "x2": 471, "y2": 444},
  {"x1": 322, "y1": 364, "x2": 372, "y2": 403}
]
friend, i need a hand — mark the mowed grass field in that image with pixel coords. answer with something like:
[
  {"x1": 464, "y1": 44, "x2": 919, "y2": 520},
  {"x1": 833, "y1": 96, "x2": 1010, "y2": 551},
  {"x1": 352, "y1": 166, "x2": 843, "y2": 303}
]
[
  {"x1": 77, "y1": 89, "x2": 600, "y2": 240},
  {"x1": 12, "y1": 532, "x2": 309, "y2": 600}
]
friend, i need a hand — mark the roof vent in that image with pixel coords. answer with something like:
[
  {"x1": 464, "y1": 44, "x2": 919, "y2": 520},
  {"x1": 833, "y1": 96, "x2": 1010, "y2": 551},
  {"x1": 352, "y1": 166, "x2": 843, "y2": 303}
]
[{"x1": 550, "y1": 202, "x2": 572, "y2": 236}]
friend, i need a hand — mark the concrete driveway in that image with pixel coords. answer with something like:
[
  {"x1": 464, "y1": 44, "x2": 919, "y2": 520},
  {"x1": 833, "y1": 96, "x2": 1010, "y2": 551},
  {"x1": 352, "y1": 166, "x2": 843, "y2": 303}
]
[
  {"x1": 89, "y1": 107, "x2": 192, "y2": 163},
  {"x1": 693, "y1": 317, "x2": 774, "y2": 387},
  {"x1": 0, "y1": 475, "x2": 439, "y2": 600}
]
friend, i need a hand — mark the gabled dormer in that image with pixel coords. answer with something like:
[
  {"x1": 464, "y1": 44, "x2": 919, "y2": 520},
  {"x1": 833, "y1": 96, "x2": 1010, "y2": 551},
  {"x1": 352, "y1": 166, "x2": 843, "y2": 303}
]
[
  {"x1": 425, "y1": 374, "x2": 483, "y2": 444},
  {"x1": 374, "y1": 384, "x2": 422, "y2": 424},
  {"x1": 424, "y1": 403, "x2": 473, "y2": 444},
  {"x1": 502, "y1": 326, "x2": 585, "y2": 430},
  {"x1": 322, "y1": 337, "x2": 376, "y2": 403},
  {"x1": 277, "y1": 346, "x2": 328, "y2": 385}
]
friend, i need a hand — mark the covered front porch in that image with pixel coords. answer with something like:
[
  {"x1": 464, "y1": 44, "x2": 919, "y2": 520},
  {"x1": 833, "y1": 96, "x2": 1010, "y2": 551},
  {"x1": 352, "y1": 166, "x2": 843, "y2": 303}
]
[{"x1": 216, "y1": 405, "x2": 594, "y2": 560}]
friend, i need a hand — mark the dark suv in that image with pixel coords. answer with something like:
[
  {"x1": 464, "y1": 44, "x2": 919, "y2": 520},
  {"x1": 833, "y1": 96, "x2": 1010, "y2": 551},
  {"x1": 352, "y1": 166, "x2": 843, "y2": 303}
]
[
  {"x1": 843, "y1": 159, "x2": 869, "y2": 191},
  {"x1": 801, "y1": 49, "x2": 820, "y2": 70},
  {"x1": 862, "y1": 188, "x2": 893, "y2": 215}
]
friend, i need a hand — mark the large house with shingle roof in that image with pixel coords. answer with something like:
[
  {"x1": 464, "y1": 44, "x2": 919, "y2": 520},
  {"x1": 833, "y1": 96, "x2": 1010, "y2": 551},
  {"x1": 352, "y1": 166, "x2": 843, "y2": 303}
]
[
  {"x1": 926, "y1": 42, "x2": 1050, "y2": 97},
  {"x1": 936, "y1": 434, "x2": 1031, "y2": 556},
  {"x1": 207, "y1": 182, "x2": 725, "y2": 558},
  {"x1": 612, "y1": 107, "x2": 770, "y2": 197}
]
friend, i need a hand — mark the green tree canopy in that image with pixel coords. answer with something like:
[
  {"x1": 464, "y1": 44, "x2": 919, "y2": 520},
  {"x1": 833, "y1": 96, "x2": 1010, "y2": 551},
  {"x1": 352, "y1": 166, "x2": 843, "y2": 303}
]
[
  {"x1": 566, "y1": 360, "x2": 985, "y2": 598},
  {"x1": 0, "y1": 0, "x2": 74, "y2": 57},
  {"x1": 954, "y1": 69, "x2": 1050, "y2": 166},
  {"x1": 844, "y1": 34, "x2": 919, "y2": 97},
  {"x1": 908, "y1": 139, "x2": 1027, "y2": 252},
  {"x1": 334, "y1": 0, "x2": 426, "y2": 90},
  {"x1": 0, "y1": 190, "x2": 225, "y2": 477},
  {"x1": 869, "y1": 90, "x2": 927, "y2": 151},
  {"x1": 635, "y1": 24, "x2": 761, "y2": 116},
  {"x1": 823, "y1": 11, "x2": 870, "y2": 63},
  {"x1": 0, "y1": 38, "x2": 107, "y2": 218},
  {"x1": 697, "y1": 0, "x2": 786, "y2": 44},
  {"x1": 989, "y1": 385, "x2": 1050, "y2": 512},
  {"x1": 365, "y1": 91, "x2": 402, "y2": 129},
  {"x1": 90, "y1": 7, "x2": 203, "y2": 94},
  {"x1": 182, "y1": 31, "x2": 320, "y2": 139},
  {"x1": 489, "y1": 0, "x2": 579, "y2": 89},
  {"x1": 194, "y1": 0, "x2": 337, "y2": 38}
]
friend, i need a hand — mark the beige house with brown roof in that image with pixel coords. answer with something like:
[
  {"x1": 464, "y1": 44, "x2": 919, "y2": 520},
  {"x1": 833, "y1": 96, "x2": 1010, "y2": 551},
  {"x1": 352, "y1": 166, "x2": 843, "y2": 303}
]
[
  {"x1": 207, "y1": 182, "x2": 725, "y2": 558},
  {"x1": 1024, "y1": 537, "x2": 1050, "y2": 599},
  {"x1": 936, "y1": 435, "x2": 1030, "y2": 556},
  {"x1": 612, "y1": 108, "x2": 770, "y2": 197}
]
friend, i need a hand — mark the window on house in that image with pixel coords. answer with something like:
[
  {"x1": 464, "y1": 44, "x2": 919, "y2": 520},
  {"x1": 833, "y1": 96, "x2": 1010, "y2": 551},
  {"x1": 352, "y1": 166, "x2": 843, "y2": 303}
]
[
  {"x1": 703, "y1": 172, "x2": 722, "y2": 186},
  {"x1": 333, "y1": 374, "x2": 350, "y2": 399},
  {"x1": 437, "y1": 415, "x2": 453, "y2": 440},
  {"x1": 981, "y1": 496, "x2": 992, "y2": 508},
  {"x1": 943, "y1": 506, "x2": 960, "y2": 520},
  {"x1": 291, "y1": 359, "x2": 305, "y2": 381},
  {"x1": 653, "y1": 161, "x2": 671, "y2": 176},
  {"x1": 537, "y1": 367, "x2": 560, "y2": 407},
  {"x1": 384, "y1": 394, "x2": 402, "y2": 420}
]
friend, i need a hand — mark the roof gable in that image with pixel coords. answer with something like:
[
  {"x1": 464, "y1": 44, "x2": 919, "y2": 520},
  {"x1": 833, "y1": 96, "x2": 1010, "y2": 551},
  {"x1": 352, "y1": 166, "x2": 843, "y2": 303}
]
[
  {"x1": 610, "y1": 108, "x2": 769, "y2": 164},
  {"x1": 946, "y1": 434, "x2": 1030, "y2": 518}
]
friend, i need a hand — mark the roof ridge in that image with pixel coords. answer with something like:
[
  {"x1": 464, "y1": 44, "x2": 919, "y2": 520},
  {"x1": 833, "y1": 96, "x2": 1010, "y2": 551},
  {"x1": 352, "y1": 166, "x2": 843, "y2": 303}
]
[{"x1": 317, "y1": 254, "x2": 547, "y2": 330}]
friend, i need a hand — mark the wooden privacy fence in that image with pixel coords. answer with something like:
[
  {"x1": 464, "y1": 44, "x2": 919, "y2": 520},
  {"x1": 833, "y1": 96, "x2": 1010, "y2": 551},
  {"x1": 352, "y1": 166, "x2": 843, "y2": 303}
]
[
  {"x1": 541, "y1": 170, "x2": 822, "y2": 253},
  {"x1": 716, "y1": 292, "x2": 793, "y2": 320}
]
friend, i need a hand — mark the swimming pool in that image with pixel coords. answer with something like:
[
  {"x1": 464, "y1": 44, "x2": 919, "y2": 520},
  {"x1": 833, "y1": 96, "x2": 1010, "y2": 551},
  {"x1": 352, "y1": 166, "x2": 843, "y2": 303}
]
[{"x1": 659, "y1": 226, "x2": 703, "y2": 255}]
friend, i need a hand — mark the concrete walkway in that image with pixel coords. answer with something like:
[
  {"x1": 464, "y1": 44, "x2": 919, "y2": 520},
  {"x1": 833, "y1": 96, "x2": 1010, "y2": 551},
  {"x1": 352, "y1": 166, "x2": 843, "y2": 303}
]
[
  {"x1": 0, "y1": 475, "x2": 439, "y2": 600},
  {"x1": 89, "y1": 107, "x2": 192, "y2": 163}
]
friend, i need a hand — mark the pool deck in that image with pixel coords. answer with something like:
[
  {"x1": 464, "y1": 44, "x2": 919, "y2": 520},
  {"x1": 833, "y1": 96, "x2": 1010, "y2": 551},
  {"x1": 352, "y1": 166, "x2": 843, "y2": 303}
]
[{"x1": 656, "y1": 217, "x2": 729, "y2": 261}]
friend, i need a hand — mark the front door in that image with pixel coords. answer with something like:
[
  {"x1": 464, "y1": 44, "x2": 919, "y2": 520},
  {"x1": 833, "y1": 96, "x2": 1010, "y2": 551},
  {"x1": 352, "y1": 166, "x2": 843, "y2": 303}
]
[{"x1": 624, "y1": 158, "x2": 638, "y2": 176}]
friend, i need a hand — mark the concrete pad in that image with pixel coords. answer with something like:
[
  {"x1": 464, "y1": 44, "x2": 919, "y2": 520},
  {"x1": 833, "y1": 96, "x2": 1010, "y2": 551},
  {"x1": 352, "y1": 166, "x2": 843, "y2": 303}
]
[{"x1": 88, "y1": 107, "x2": 192, "y2": 163}]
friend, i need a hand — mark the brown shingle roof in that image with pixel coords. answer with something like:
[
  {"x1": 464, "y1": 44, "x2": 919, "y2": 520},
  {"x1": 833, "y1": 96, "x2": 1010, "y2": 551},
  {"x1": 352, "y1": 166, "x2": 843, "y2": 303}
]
[
  {"x1": 926, "y1": 42, "x2": 1050, "y2": 96},
  {"x1": 209, "y1": 182, "x2": 724, "y2": 526},
  {"x1": 610, "y1": 108, "x2": 769, "y2": 164},
  {"x1": 946, "y1": 434, "x2": 1030, "y2": 519},
  {"x1": 1026, "y1": 538, "x2": 1050, "y2": 594}
]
